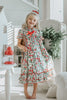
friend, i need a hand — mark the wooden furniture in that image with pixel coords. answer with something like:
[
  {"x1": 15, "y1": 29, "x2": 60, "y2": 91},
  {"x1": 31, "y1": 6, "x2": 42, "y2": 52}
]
[
  {"x1": 0, "y1": 64, "x2": 16, "y2": 100},
  {"x1": 14, "y1": 55, "x2": 22, "y2": 67},
  {"x1": 14, "y1": 46, "x2": 24, "y2": 67}
]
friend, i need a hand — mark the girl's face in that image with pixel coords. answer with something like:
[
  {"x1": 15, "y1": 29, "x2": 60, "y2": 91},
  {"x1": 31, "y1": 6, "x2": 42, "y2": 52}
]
[{"x1": 27, "y1": 15, "x2": 38, "y2": 29}]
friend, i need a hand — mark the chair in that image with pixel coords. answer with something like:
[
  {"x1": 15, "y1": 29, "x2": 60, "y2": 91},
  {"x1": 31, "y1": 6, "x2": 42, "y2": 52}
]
[
  {"x1": 56, "y1": 72, "x2": 67, "y2": 100},
  {"x1": 40, "y1": 19, "x2": 66, "y2": 73},
  {"x1": 39, "y1": 19, "x2": 66, "y2": 89}
]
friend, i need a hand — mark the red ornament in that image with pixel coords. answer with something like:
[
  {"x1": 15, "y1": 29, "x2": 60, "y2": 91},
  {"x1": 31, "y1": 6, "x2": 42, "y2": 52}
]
[
  {"x1": 4, "y1": 46, "x2": 14, "y2": 65},
  {"x1": 5, "y1": 46, "x2": 13, "y2": 55},
  {"x1": 4, "y1": 61, "x2": 14, "y2": 64}
]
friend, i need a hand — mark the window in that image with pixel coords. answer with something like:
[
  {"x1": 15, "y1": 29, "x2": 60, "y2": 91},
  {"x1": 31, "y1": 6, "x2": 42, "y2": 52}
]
[
  {"x1": 50, "y1": 0, "x2": 63, "y2": 22},
  {"x1": 7, "y1": 23, "x2": 20, "y2": 47},
  {"x1": 14, "y1": 27, "x2": 21, "y2": 46},
  {"x1": 7, "y1": 22, "x2": 14, "y2": 46}
]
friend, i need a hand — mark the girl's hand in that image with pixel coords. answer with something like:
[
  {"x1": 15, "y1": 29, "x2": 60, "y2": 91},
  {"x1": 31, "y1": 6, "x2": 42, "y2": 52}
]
[
  {"x1": 40, "y1": 36, "x2": 44, "y2": 40},
  {"x1": 18, "y1": 45, "x2": 27, "y2": 52},
  {"x1": 23, "y1": 46, "x2": 27, "y2": 52},
  {"x1": 18, "y1": 39, "x2": 27, "y2": 52}
]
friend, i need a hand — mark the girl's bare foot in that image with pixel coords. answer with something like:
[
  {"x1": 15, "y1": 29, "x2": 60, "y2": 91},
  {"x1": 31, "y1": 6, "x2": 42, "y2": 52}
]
[
  {"x1": 31, "y1": 96, "x2": 36, "y2": 99},
  {"x1": 26, "y1": 95, "x2": 32, "y2": 99},
  {"x1": 31, "y1": 94, "x2": 36, "y2": 99},
  {"x1": 31, "y1": 83, "x2": 37, "y2": 99},
  {"x1": 24, "y1": 90, "x2": 31, "y2": 99}
]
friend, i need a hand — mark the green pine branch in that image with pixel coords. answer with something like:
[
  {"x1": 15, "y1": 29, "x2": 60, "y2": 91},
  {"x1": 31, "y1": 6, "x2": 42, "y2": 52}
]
[{"x1": 41, "y1": 27, "x2": 67, "y2": 59}]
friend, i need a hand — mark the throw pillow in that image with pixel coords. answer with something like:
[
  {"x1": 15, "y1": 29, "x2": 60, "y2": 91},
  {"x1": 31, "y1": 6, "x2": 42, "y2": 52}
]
[{"x1": 46, "y1": 84, "x2": 57, "y2": 98}]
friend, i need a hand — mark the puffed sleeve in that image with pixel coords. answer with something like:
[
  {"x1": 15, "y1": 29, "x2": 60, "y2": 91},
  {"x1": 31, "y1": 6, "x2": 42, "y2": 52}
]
[{"x1": 17, "y1": 29, "x2": 23, "y2": 39}]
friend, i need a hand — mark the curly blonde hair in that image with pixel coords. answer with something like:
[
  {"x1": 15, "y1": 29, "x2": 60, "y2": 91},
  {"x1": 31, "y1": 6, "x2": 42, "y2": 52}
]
[{"x1": 22, "y1": 12, "x2": 40, "y2": 30}]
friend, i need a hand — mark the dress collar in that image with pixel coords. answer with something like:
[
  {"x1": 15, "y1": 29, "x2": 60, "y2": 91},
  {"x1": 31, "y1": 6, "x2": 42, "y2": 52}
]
[{"x1": 26, "y1": 27, "x2": 37, "y2": 31}]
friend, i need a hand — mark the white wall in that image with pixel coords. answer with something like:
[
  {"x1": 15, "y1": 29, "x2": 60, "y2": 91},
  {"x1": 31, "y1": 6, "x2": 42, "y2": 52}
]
[
  {"x1": 0, "y1": 8, "x2": 8, "y2": 66},
  {"x1": 64, "y1": 0, "x2": 67, "y2": 71},
  {"x1": 0, "y1": 0, "x2": 37, "y2": 26},
  {"x1": 39, "y1": 0, "x2": 46, "y2": 20},
  {"x1": 0, "y1": 0, "x2": 47, "y2": 26},
  {"x1": 46, "y1": 0, "x2": 50, "y2": 19},
  {"x1": 64, "y1": 0, "x2": 67, "y2": 25}
]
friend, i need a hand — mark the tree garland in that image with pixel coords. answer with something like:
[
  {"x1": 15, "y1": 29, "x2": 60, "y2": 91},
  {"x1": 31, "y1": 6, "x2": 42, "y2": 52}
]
[{"x1": 42, "y1": 27, "x2": 67, "y2": 59}]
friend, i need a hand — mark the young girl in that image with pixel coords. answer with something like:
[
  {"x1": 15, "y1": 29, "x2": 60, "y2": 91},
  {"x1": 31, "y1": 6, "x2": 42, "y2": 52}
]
[{"x1": 17, "y1": 10, "x2": 56, "y2": 99}]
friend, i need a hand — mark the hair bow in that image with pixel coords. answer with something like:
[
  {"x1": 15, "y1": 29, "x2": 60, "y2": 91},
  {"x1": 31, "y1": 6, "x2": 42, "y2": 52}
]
[
  {"x1": 27, "y1": 30, "x2": 35, "y2": 36},
  {"x1": 32, "y1": 10, "x2": 39, "y2": 14}
]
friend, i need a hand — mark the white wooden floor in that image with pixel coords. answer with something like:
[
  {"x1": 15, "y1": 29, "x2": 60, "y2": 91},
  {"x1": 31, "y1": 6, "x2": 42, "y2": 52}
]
[{"x1": 0, "y1": 68, "x2": 57, "y2": 100}]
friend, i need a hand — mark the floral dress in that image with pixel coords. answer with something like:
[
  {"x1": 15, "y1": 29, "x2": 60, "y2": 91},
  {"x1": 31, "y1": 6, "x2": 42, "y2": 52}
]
[{"x1": 17, "y1": 27, "x2": 56, "y2": 84}]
